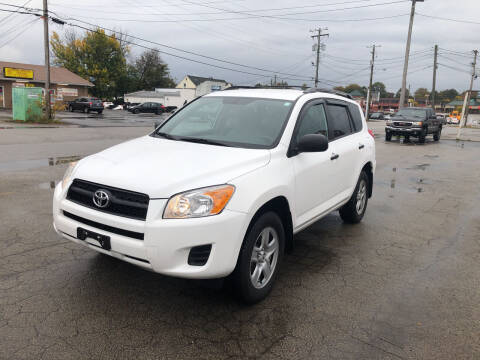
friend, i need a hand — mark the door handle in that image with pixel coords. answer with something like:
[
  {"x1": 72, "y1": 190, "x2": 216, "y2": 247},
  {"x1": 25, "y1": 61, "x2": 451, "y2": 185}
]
[
  {"x1": 330, "y1": 153, "x2": 339, "y2": 160},
  {"x1": 358, "y1": 144, "x2": 365, "y2": 149}
]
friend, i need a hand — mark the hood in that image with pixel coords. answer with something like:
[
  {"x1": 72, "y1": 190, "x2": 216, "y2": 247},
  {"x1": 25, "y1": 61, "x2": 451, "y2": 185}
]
[{"x1": 73, "y1": 135, "x2": 270, "y2": 198}]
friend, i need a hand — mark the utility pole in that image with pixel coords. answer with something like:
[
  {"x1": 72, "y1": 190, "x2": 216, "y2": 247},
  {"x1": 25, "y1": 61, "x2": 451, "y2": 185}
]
[
  {"x1": 311, "y1": 27, "x2": 329, "y2": 87},
  {"x1": 431, "y1": 44, "x2": 438, "y2": 111},
  {"x1": 274, "y1": 74, "x2": 277, "y2": 86},
  {"x1": 365, "y1": 44, "x2": 380, "y2": 118},
  {"x1": 43, "y1": 0, "x2": 51, "y2": 120},
  {"x1": 399, "y1": 0, "x2": 424, "y2": 108},
  {"x1": 457, "y1": 49, "x2": 478, "y2": 140}
]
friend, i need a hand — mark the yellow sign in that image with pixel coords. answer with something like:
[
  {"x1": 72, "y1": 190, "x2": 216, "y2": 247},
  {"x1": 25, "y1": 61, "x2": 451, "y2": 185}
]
[
  {"x1": 25, "y1": 83, "x2": 35, "y2": 87},
  {"x1": 3, "y1": 67, "x2": 34, "y2": 80}
]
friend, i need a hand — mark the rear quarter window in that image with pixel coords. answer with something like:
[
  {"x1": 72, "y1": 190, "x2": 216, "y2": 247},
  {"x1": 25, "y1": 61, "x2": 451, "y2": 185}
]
[{"x1": 348, "y1": 103, "x2": 363, "y2": 132}]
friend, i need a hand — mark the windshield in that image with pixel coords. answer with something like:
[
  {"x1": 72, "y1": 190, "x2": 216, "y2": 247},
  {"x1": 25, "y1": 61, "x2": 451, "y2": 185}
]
[
  {"x1": 395, "y1": 109, "x2": 426, "y2": 118},
  {"x1": 155, "y1": 96, "x2": 294, "y2": 148}
]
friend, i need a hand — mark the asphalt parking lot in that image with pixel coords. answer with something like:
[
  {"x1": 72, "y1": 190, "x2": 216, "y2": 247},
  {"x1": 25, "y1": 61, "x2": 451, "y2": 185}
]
[{"x1": 1, "y1": 122, "x2": 480, "y2": 359}]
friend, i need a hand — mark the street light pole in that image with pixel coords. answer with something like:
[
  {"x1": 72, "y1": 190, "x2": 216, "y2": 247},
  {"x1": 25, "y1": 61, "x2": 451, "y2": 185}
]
[
  {"x1": 399, "y1": 0, "x2": 423, "y2": 108},
  {"x1": 43, "y1": 0, "x2": 51, "y2": 120}
]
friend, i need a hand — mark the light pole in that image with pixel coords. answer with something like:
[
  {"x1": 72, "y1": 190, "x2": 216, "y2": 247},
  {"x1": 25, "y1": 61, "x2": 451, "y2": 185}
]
[{"x1": 399, "y1": 0, "x2": 423, "y2": 109}]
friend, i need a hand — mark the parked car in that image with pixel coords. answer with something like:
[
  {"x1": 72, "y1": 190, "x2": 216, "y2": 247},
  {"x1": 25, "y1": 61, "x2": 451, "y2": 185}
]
[
  {"x1": 68, "y1": 98, "x2": 104, "y2": 114},
  {"x1": 447, "y1": 116, "x2": 460, "y2": 125},
  {"x1": 384, "y1": 114, "x2": 392, "y2": 120},
  {"x1": 369, "y1": 112, "x2": 384, "y2": 120},
  {"x1": 385, "y1": 107, "x2": 442, "y2": 142},
  {"x1": 53, "y1": 88, "x2": 376, "y2": 303},
  {"x1": 128, "y1": 102, "x2": 166, "y2": 115}
]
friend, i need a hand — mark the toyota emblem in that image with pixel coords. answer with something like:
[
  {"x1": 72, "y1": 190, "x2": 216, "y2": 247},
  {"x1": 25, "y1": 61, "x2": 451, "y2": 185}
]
[{"x1": 93, "y1": 190, "x2": 110, "y2": 208}]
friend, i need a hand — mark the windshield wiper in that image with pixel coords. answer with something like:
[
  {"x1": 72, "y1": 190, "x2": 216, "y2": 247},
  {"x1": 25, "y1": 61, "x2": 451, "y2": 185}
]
[
  {"x1": 176, "y1": 136, "x2": 229, "y2": 147},
  {"x1": 155, "y1": 132, "x2": 178, "y2": 140}
]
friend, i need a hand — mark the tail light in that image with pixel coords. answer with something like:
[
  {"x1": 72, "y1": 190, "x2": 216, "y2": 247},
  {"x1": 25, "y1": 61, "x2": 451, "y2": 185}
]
[
  {"x1": 161, "y1": 105, "x2": 165, "y2": 109},
  {"x1": 89, "y1": 102, "x2": 92, "y2": 105},
  {"x1": 368, "y1": 129, "x2": 374, "y2": 138}
]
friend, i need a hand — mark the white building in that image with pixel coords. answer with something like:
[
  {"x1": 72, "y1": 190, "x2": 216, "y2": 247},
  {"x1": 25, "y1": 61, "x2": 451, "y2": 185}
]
[
  {"x1": 124, "y1": 88, "x2": 195, "y2": 108},
  {"x1": 176, "y1": 75, "x2": 231, "y2": 97}
]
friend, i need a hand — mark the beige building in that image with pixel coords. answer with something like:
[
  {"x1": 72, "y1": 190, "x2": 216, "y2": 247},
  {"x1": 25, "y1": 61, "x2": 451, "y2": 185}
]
[
  {"x1": 0, "y1": 61, "x2": 93, "y2": 108},
  {"x1": 176, "y1": 75, "x2": 231, "y2": 97}
]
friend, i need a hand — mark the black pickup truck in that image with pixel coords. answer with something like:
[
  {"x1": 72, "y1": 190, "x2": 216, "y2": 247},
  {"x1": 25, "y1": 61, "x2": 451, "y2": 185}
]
[
  {"x1": 68, "y1": 98, "x2": 104, "y2": 114},
  {"x1": 385, "y1": 107, "x2": 443, "y2": 143}
]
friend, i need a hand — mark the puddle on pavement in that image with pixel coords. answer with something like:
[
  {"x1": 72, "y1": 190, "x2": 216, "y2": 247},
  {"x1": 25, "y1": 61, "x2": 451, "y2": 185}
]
[
  {"x1": 0, "y1": 155, "x2": 81, "y2": 172},
  {"x1": 407, "y1": 163, "x2": 430, "y2": 171}
]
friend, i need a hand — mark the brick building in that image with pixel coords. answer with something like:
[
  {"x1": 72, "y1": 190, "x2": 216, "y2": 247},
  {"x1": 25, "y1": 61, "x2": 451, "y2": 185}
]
[{"x1": 0, "y1": 61, "x2": 93, "y2": 108}]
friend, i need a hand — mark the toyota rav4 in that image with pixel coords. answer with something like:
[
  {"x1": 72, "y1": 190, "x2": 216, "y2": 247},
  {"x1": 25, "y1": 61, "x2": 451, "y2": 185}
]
[{"x1": 53, "y1": 88, "x2": 376, "y2": 303}]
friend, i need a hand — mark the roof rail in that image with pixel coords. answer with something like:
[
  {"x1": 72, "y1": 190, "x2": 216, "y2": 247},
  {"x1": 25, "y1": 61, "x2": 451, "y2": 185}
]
[
  {"x1": 303, "y1": 88, "x2": 353, "y2": 99},
  {"x1": 223, "y1": 85, "x2": 306, "y2": 91}
]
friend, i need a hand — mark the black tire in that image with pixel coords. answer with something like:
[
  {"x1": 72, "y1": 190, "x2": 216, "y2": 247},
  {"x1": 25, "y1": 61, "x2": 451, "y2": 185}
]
[
  {"x1": 83, "y1": 107, "x2": 88, "y2": 114},
  {"x1": 339, "y1": 171, "x2": 369, "y2": 224},
  {"x1": 418, "y1": 130, "x2": 426, "y2": 144},
  {"x1": 69, "y1": 106, "x2": 73, "y2": 112},
  {"x1": 385, "y1": 132, "x2": 392, "y2": 141},
  {"x1": 97, "y1": 110, "x2": 103, "y2": 114},
  {"x1": 433, "y1": 128, "x2": 441, "y2": 141},
  {"x1": 133, "y1": 109, "x2": 140, "y2": 114},
  {"x1": 231, "y1": 211, "x2": 285, "y2": 304}
]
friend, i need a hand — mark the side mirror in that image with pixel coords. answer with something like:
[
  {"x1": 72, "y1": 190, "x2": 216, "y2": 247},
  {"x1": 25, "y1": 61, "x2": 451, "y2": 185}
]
[{"x1": 297, "y1": 134, "x2": 329, "y2": 153}]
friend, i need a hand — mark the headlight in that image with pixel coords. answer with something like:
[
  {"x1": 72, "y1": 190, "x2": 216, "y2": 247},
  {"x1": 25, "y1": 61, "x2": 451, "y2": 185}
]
[
  {"x1": 386, "y1": 120, "x2": 393, "y2": 125},
  {"x1": 62, "y1": 161, "x2": 78, "y2": 189},
  {"x1": 412, "y1": 121, "x2": 423, "y2": 126},
  {"x1": 163, "y1": 184, "x2": 235, "y2": 219}
]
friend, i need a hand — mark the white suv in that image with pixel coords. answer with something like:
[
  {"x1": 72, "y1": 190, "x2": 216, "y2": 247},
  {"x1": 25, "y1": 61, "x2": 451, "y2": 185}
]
[{"x1": 53, "y1": 88, "x2": 375, "y2": 303}]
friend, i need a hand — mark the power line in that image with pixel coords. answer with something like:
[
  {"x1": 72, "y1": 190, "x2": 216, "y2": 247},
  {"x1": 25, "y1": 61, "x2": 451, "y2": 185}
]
[
  {"x1": 416, "y1": 12, "x2": 480, "y2": 26},
  {"x1": 47, "y1": 0, "x2": 389, "y2": 17},
  {"x1": 437, "y1": 63, "x2": 472, "y2": 75}
]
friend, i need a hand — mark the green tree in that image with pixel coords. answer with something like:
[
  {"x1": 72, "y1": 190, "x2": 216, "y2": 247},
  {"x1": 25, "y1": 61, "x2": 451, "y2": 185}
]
[
  {"x1": 414, "y1": 87, "x2": 429, "y2": 100},
  {"x1": 372, "y1": 82, "x2": 390, "y2": 98},
  {"x1": 437, "y1": 89, "x2": 458, "y2": 103},
  {"x1": 395, "y1": 88, "x2": 410, "y2": 98},
  {"x1": 132, "y1": 49, "x2": 175, "y2": 90},
  {"x1": 51, "y1": 29, "x2": 128, "y2": 99}
]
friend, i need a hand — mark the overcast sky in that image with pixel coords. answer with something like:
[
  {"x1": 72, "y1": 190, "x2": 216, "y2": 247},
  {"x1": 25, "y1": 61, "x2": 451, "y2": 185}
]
[{"x1": 1, "y1": 0, "x2": 478, "y2": 93}]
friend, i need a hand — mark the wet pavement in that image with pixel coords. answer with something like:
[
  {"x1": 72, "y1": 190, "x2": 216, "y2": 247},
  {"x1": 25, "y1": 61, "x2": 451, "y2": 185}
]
[{"x1": 1, "y1": 126, "x2": 480, "y2": 359}]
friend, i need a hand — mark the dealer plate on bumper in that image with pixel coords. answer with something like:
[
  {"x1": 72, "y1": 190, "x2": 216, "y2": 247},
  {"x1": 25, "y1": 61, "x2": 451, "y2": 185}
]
[{"x1": 77, "y1": 227, "x2": 111, "y2": 250}]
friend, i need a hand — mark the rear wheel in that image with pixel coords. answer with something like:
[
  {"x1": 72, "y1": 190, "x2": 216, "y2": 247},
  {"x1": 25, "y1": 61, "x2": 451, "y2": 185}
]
[
  {"x1": 69, "y1": 106, "x2": 73, "y2": 112},
  {"x1": 231, "y1": 211, "x2": 285, "y2": 304},
  {"x1": 97, "y1": 110, "x2": 103, "y2": 114},
  {"x1": 83, "y1": 107, "x2": 88, "y2": 113},
  {"x1": 385, "y1": 132, "x2": 392, "y2": 141},
  {"x1": 339, "y1": 171, "x2": 369, "y2": 224}
]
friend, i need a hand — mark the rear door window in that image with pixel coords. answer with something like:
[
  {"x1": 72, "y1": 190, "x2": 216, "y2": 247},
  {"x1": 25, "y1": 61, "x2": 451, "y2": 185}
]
[
  {"x1": 327, "y1": 104, "x2": 353, "y2": 140},
  {"x1": 348, "y1": 103, "x2": 363, "y2": 132}
]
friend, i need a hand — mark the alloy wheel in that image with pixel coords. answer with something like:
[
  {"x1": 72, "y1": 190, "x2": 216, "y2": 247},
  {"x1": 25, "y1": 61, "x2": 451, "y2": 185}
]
[
  {"x1": 356, "y1": 180, "x2": 367, "y2": 214},
  {"x1": 250, "y1": 227, "x2": 279, "y2": 289}
]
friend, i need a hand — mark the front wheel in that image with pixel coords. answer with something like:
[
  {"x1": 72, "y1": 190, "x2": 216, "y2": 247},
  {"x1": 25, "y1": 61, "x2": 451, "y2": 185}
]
[
  {"x1": 433, "y1": 128, "x2": 441, "y2": 141},
  {"x1": 339, "y1": 171, "x2": 369, "y2": 224},
  {"x1": 97, "y1": 110, "x2": 103, "y2": 114},
  {"x1": 385, "y1": 132, "x2": 392, "y2": 141},
  {"x1": 133, "y1": 109, "x2": 140, "y2": 114},
  {"x1": 69, "y1": 106, "x2": 73, "y2": 112},
  {"x1": 231, "y1": 212, "x2": 285, "y2": 304},
  {"x1": 418, "y1": 131, "x2": 426, "y2": 143}
]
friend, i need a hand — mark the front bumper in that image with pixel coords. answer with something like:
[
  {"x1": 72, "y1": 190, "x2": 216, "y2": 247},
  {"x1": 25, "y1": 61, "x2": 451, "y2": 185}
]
[
  {"x1": 385, "y1": 126, "x2": 423, "y2": 136},
  {"x1": 53, "y1": 183, "x2": 248, "y2": 279}
]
